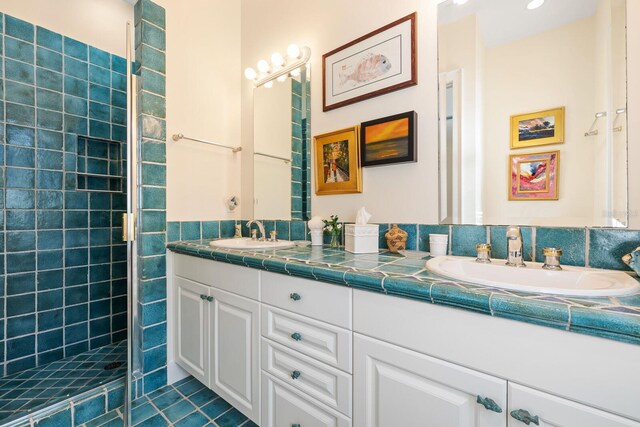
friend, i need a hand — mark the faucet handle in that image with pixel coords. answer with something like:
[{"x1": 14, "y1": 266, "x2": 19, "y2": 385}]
[
  {"x1": 251, "y1": 229, "x2": 258, "y2": 240},
  {"x1": 542, "y1": 247, "x2": 563, "y2": 270},
  {"x1": 475, "y1": 243, "x2": 492, "y2": 263},
  {"x1": 270, "y1": 231, "x2": 278, "y2": 242}
]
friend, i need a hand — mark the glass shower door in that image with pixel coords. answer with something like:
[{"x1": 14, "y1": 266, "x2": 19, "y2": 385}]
[{"x1": 124, "y1": 21, "x2": 140, "y2": 427}]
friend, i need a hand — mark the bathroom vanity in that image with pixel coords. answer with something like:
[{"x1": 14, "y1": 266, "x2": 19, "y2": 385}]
[{"x1": 167, "y1": 243, "x2": 640, "y2": 427}]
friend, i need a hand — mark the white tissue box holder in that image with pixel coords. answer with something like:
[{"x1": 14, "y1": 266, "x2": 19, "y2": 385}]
[{"x1": 345, "y1": 224, "x2": 379, "y2": 254}]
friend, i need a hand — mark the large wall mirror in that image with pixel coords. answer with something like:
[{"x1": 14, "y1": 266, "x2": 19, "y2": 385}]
[
  {"x1": 438, "y1": 0, "x2": 628, "y2": 227},
  {"x1": 253, "y1": 70, "x2": 311, "y2": 221}
]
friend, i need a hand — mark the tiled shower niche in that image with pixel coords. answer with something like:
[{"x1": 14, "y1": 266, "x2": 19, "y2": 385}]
[{"x1": 76, "y1": 136, "x2": 124, "y2": 192}]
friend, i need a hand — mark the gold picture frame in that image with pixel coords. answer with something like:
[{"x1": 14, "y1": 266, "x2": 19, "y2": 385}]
[
  {"x1": 314, "y1": 126, "x2": 362, "y2": 195},
  {"x1": 510, "y1": 107, "x2": 565, "y2": 149}
]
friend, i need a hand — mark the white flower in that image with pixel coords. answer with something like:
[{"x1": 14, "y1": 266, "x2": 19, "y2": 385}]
[
  {"x1": 337, "y1": 224, "x2": 342, "y2": 229},
  {"x1": 326, "y1": 225, "x2": 334, "y2": 232}
]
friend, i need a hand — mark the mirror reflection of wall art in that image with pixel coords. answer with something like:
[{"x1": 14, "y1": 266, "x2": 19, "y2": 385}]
[
  {"x1": 322, "y1": 13, "x2": 417, "y2": 112},
  {"x1": 314, "y1": 126, "x2": 362, "y2": 195},
  {"x1": 509, "y1": 151, "x2": 559, "y2": 201},
  {"x1": 510, "y1": 107, "x2": 565, "y2": 149},
  {"x1": 360, "y1": 111, "x2": 417, "y2": 167}
]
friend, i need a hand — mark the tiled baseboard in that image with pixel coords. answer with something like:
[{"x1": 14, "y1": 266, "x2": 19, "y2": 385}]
[{"x1": 167, "y1": 220, "x2": 640, "y2": 271}]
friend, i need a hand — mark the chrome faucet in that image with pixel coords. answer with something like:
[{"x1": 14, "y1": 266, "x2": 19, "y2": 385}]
[
  {"x1": 505, "y1": 226, "x2": 526, "y2": 267},
  {"x1": 246, "y1": 220, "x2": 266, "y2": 241}
]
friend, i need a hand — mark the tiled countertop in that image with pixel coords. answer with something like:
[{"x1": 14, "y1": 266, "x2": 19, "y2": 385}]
[{"x1": 167, "y1": 241, "x2": 640, "y2": 345}]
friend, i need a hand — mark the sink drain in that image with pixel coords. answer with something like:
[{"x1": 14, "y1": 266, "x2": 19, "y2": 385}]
[{"x1": 104, "y1": 362, "x2": 124, "y2": 371}]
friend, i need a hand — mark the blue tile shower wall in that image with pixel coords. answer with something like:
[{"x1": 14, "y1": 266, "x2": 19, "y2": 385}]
[
  {"x1": 0, "y1": 13, "x2": 128, "y2": 376},
  {"x1": 135, "y1": 0, "x2": 167, "y2": 397},
  {"x1": 167, "y1": 220, "x2": 640, "y2": 272}
]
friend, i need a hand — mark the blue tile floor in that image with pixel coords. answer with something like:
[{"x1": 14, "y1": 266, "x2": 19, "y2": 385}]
[
  {"x1": 0, "y1": 341, "x2": 127, "y2": 423},
  {"x1": 82, "y1": 376, "x2": 257, "y2": 427}
]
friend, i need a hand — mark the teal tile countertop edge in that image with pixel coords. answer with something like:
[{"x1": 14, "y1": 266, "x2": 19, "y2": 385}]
[{"x1": 167, "y1": 241, "x2": 640, "y2": 346}]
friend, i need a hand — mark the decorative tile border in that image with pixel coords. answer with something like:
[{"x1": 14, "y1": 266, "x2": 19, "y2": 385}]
[{"x1": 166, "y1": 241, "x2": 640, "y2": 345}]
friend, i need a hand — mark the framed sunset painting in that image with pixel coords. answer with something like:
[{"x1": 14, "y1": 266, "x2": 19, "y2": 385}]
[
  {"x1": 510, "y1": 107, "x2": 565, "y2": 149},
  {"x1": 360, "y1": 111, "x2": 417, "y2": 166},
  {"x1": 509, "y1": 151, "x2": 559, "y2": 201}
]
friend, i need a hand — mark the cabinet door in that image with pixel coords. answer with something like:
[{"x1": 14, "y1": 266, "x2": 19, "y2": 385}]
[
  {"x1": 262, "y1": 373, "x2": 351, "y2": 427},
  {"x1": 354, "y1": 334, "x2": 506, "y2": 427},
  {"x1": 174, "y1": 276, "x2": 209, "y2": 385},
  {"x1": 508, "y1": 383, "x2": 640, "y2": 427},
  {"x1": 210, "y1": 287, "x2": 260, "y2": 423}
]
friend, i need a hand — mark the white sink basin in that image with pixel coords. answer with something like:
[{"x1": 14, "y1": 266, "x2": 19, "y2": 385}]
[
  {"x1": 426, "y1": 256, "x2": 640, "y2": 297},
  {"x1": 209, "y1": 238, "x2": 295, "y2": 250}
]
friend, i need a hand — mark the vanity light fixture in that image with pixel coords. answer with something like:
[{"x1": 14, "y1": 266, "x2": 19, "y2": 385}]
[
  {"x1": 244, "y1": 43, "x2": 311, "y2": 88},
  {"x1": 527, "y1": 0, "x2": 545, "y2": 10}
]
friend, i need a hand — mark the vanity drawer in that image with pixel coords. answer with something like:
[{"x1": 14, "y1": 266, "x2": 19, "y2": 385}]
[
  {"x1": 261, "y1": 271, "x2": 352, "y2": 329},
  {"x1": 262, "y1": 373, "x2": 351, "y2": 427},
  {"x1": 173, "y1": 253, "x2": 260, "y2": 300},
  {"x1": 261, "y1": 305, "x2": 352, "y2": 373},
  {"x1": 262, "y1": 338, "x2": 352, "y2": 416}
]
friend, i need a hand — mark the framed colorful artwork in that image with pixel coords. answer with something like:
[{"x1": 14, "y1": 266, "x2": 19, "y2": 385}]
[
  {"x1": 509, "y1": 151, "x2": 559, "y2": 201},
  {"x1": 322, "y1": 13, "x2": 417, "y2": 112},
  {"x1": 314, "y1": 126, "x2": 362, "y2": 195},
  {"x1": 360, "y1": 111, "x2": 417, "y2": 167},
  {"x1": 510, "y1": 107, "x2": 565, "y2": 149}
]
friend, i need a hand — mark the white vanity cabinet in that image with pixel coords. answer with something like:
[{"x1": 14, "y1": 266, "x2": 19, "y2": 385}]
[
  {"x1": 172, "y1": 254, "x2": 261, "y2": 423},
  {"x1": 260, "y1": 271, "x2": 353, "y2": 427},
  {"x1": 170, "y1": 254, "x2": 640, "y2": 427},
  {"x1": 507, "y1": 383, "x2": 640, "y2": 427},
  {"x1": 353, "y1": 289, "x2": 640, "y2": 427},
  {"x1": 354, "y1": 333, "x2": 507, "y2": 427}
]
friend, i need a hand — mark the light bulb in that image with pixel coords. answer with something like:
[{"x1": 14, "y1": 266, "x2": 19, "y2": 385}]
[
  {"x1": 287, "y1": 44, "x2": 301, "y2": 59},
  {"x1": 257, "y1": 60, "x2": 270, "y2": 73},
  {"x1": 244, "y1": 67, "x2": 257, "y2": 80},
  {"x1": 271, "y1": 52, "x2": 285, "y2": 67},
  {"x1": 290, "y1": 68, "x2": 301, "y2": 77},
  {"x1": 453, "y1": 0, "x2": 469, "y2": 4},
  {"x1": 277, "y1": 75, "x2": 287, "y2": 82},
  {"x1": 527, "y1": 0, "x2": 544, "y2": 9},
  {"x1": 264, "y1": 81, "x2": 274, "y2": 89}
]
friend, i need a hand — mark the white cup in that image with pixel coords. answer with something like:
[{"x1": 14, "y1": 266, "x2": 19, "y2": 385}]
[
  {"x1": 310, "y1": 229, "x2": 323, "y2": 246},
  {"x1": 429, "y1": 233, "x2": 448, "y2": 242},
  {"x1": 430, "y1": 241, "x2": 448, "y2": 256}
]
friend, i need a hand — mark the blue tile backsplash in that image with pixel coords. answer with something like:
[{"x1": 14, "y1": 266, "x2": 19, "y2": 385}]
[
  {"x1": 0, "y1": 13, "x2": 128, "y2": 376},
  {"x1": 167, "y1": 220, "x2": 640, "y2": 273}
]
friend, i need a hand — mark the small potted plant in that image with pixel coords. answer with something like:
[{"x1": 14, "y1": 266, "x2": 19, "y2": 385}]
[{"x1": 323, "y1": 215, "x2": 342, "y2": 249}]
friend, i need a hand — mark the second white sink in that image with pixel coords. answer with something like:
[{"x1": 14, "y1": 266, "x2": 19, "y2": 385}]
[
  {"x1": 210, "y1": 238, "x2": 295, "y2": 250},
  {"x1": 426, "y1": 256, "x2": 640, "y2": 297}
]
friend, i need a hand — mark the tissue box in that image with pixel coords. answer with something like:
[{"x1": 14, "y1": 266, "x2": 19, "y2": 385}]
[{"x1": 345, "y1": 224, "x2": 379, "y2": 253}]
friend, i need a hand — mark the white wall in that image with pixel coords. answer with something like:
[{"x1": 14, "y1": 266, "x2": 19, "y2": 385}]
[
  {"x1": 628, "y1": 0, "x2": 640, "y2": 229},
  {"x1": 253, "y1": 82, "x2": 292, "y2": 219},
  {"x1": 1, "y1": 0, "x2": 133, "y2": 56},
  {"x1": 155, "y1": 0, "x2": 242, "y2": 221},
  {"x1": 438, "y1": 14, "x2": 482, "y2": 224},
  {"x1": 482, "y1": 17, "x2": 597, "y2": 226},
  {"x1": 241, "y1": 0, "x2": 439, "y2": 224}
]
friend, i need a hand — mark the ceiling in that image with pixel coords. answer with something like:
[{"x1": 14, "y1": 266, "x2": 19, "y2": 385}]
[{"x1": 438, "y1": 0, "x2": 599, "y2": 48}]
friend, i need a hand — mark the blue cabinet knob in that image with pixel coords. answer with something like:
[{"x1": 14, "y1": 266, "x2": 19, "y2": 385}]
[
  {"x1": 291, "y1": 370, "x2": 301, "y2": 380},
  {"x1": 291, "y1": 332, "x2": 302, "y2": 341},
  {"x1": 290, "y1": 293, "x2": 302, "y2": 301},
  {"x1": 200, "y1": 294, "x2": 207, "y2": 300},
  {"x1": 476, "y1": 395, "x2": 502, "y2": 413},
  {"x1": 206, "y1": 296, "x2": 213, "y2": 302},
  {"x1": 510, "y1": 409, "x2": 539, "y2": 425},
  {"x1": 291, "y1": 424, "x2": 301, "y2": 427}
]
